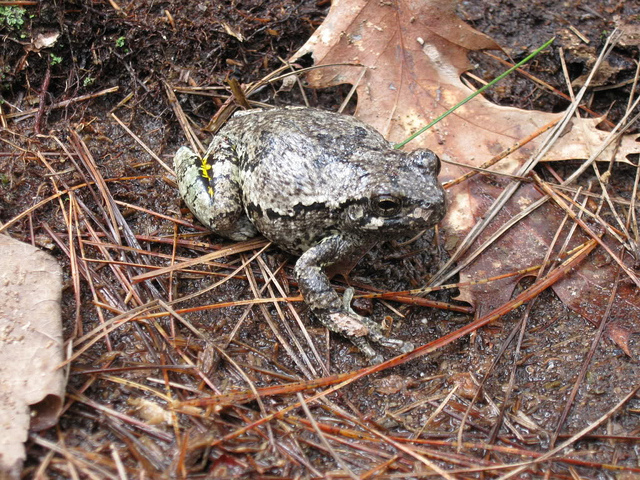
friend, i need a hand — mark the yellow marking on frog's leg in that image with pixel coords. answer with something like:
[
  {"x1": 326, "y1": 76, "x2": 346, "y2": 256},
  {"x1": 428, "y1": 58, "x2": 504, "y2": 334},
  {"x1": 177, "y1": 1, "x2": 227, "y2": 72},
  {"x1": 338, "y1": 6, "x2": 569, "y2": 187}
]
[
  {"x1": 197, "y1": 156, "x2": 214, "y2": 198},
  {"x1": 199, "y1": 157, "x2": 213, "y2": 180}
]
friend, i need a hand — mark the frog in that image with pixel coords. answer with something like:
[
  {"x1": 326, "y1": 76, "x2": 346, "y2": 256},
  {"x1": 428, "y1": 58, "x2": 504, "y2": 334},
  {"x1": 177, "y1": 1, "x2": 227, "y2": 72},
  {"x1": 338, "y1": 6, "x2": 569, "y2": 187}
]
[{"x1": 174, "y1": 107, "x2": 446, "y2": 363}]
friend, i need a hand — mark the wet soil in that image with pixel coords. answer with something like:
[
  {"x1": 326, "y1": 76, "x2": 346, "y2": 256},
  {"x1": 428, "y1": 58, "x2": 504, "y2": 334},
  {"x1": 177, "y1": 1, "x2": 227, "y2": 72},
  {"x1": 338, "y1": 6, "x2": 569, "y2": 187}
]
[{"x1": 1, "y1": 0, "x2": 639, "y2": 478}]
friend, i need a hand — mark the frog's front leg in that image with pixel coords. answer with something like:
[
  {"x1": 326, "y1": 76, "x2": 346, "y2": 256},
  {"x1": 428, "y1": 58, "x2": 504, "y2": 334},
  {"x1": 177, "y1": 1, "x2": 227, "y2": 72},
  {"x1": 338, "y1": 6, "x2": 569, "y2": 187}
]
[
  {"x1": 174, "y1": 138, "x2": 257, "y2": 241},
  {"x1": 294, "y1": 235, "x2": 414, "y2": 363}
]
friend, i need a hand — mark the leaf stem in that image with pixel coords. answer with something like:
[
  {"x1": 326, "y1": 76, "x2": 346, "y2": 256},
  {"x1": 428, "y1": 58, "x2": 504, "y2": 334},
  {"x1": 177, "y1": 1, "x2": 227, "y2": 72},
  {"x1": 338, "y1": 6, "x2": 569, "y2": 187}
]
[{"x1": 393, "y1": 37, "x2": 556, "y2": 149}]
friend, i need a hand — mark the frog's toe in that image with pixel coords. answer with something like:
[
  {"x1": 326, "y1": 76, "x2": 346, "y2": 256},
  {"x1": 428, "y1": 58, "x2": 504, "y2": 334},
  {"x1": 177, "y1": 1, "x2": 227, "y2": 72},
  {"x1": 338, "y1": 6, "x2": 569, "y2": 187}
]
[
  {"x1": 358, "y1": 317, "x2": 413, "y2": 354},
  {"x1": 354, "y1": 335, "x2": 408, "y2": 363},
  {"x1": 375, "y1": 336, "x2": 411, "y2": 351},
  {"x1": 400, "y1": 341, "x2": 414, "y2": 354},
  {"x1": 350, "y1": 336, "x2": 383, "y2": 364},
  {"x1": 368, "y1": 353, "x2": 385, "y2": 365},
  {"x1": 341, "y1": 287, "x2": 356, "y2": 311}
]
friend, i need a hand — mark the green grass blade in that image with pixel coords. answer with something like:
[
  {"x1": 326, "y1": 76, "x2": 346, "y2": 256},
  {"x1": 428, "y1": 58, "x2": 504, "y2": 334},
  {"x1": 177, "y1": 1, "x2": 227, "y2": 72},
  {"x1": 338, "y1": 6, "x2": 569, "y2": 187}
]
[{"x1": 394, "y1": 37, "x2": 555, "y2": 149}]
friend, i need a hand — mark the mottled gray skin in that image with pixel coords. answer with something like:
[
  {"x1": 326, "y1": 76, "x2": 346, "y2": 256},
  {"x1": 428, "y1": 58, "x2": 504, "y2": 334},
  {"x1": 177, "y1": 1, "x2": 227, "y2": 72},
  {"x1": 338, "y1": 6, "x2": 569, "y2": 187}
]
[{"x1": 174, "y1": 107, "x2": 446, "y2": 362}]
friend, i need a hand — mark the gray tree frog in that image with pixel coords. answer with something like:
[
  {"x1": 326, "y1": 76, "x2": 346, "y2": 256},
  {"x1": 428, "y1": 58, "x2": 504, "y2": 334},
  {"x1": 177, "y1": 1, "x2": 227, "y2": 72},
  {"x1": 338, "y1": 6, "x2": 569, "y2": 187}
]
[{"x1": 174, "y1": 107, "x2": 446, "y2": 363}]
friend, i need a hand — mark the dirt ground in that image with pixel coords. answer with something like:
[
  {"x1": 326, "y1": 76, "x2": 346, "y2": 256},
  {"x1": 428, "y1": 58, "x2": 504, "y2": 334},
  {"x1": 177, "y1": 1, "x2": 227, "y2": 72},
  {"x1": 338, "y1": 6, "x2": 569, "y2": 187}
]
[{"x1": 1, "y1": 0, "x2": 639, "y2": 478}]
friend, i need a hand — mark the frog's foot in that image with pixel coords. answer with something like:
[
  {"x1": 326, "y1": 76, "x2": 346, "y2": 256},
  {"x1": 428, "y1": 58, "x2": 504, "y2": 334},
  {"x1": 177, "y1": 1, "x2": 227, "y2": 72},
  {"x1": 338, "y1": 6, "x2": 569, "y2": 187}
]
[
  {"x1": 319, "y1": 288, "x2": 414, "y2": 363},
  {"x1": 323, "y1": 310, "x2": 381, "y2": 363},
  {"x1": 357, "y1": 315, "x2": 414, "y2": 353}
]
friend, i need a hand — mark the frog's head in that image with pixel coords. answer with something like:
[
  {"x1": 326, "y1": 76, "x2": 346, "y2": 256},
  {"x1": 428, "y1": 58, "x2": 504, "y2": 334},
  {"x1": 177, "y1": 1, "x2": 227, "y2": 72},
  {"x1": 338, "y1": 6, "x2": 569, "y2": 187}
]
[{"x1": 346, "y1": 149, "x2": 446, "y2": 236}]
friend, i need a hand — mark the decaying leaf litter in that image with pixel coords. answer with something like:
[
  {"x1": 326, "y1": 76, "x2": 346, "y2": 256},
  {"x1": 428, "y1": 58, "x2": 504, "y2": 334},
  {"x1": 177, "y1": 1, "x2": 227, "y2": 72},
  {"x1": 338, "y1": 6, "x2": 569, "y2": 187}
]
[{"x1": 0, "y1": 0, "x2": 639, "y2": 478}]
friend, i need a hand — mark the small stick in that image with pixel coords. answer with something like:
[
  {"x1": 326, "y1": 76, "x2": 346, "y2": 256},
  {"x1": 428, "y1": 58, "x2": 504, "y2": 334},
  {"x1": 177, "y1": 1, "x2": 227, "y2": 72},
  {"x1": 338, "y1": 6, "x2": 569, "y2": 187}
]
[
  {"x1": 5, "y1": 87, "x2": 119, "y2": 120},
  {"x1": 110, "y1": 112, "x2": 174, "y2": 174},
  {"x1": 34, "y1": 62, "x2": 51, "y2": 134}
]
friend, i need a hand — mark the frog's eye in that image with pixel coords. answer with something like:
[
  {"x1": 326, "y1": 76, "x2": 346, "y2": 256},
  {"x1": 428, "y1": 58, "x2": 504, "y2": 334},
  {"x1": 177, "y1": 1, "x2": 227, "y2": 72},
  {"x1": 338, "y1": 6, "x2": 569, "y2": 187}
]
[
  {"x1": 433, "y1": 154, "x2": 441, "y2": 176},
  {"x1": 372, "y1": 195, "x2": 402, "y2": 217},
  {"x1": 410, "y1": 149, "x2": 441, "y2": 176}
]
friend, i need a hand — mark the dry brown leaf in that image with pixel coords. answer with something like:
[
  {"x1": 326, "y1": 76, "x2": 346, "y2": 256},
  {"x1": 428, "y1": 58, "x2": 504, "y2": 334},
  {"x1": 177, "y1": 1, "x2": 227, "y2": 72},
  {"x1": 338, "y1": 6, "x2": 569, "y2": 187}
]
[
  {"x1": 31, "y1": 31, "x2": 60, "y2": 50},
  {"x1": 293, "y1": 0, "x2": 639, "y2": 237},
  {"x1": 544, "y1": 117, "x2": 639, "y2": 163},
  {"x1": 293, "y1": 0, "x2": 640, "y2": 339},
  {"x1": 0, "y1": 235, "x2": 66, "y2": 479},
  {"x1": 605, "y1": 321, "x2": 637, "y2": 357},
  {"x1": 615, "y1": 18, "x2": 640, "y2": 47}
]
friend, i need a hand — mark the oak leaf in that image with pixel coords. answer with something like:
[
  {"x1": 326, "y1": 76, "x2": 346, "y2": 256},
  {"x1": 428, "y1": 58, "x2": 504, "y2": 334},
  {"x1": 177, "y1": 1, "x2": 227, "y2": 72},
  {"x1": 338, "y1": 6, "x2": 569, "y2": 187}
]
[
  {"x1": 293, "y1": 0, "x2": 640, "y2": 343},
  {"x1": 0, "y1": 235, "x2": 66, "y2": 479}
]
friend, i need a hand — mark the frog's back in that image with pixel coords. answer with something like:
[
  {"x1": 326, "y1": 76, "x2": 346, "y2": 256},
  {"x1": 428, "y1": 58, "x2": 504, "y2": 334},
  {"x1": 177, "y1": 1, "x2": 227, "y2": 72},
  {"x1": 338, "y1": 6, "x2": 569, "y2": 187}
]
[
  {"x1": 216, "y1": 109, "x2": 389, "y2": 245},
  {"x1": 223, "y1": 107, "x2": 391, "y2": 171},
  {"x1": 216, "y1": 109, "x2": 373, "y2": 249},
  {"x1": 213, "y1": 108, "x2": 443, "y2": 253}
]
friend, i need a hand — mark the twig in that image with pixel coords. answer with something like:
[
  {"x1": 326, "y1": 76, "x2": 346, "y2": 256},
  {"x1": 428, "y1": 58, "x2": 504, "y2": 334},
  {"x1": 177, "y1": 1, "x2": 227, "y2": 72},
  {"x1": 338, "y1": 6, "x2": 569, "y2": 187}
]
[
  {"x1": 5, "y1": 87, "x2": 119, "y2": 120},
  {"x1": 34, "y1": 62, "x2": 51, "y2": 134},
  {"x1": 256, "y1": 255, "x2": 328, "y2": 376},
  {"x1": 244, "y1": 253, "x2": 319, "y2": 379},
  {"x1": 298, "y1": 393, "x2": 360, "y2": 480},
  {"x1": 110, "y1": 112, "x2": 173, "y2": 174},
  {"x1": 483, "y1": 51, "x2": 615, "y2": 129},
  {"x1": 132, "y1": 237, "x2": 268, "y2": 284},
  {"x1": 550, "y1": 253, "x2": 623, "y2": 447}
]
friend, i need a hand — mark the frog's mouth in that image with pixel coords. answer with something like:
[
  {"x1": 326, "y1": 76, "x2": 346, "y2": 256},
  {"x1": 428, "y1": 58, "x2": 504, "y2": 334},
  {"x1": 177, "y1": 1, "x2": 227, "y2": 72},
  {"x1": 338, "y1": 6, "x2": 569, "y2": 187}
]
[
  {"x1": 346, "y1": 202, "x2": 443, "y2": 232},
  {"x1": 360, "y1": 213, "x2": 437, "y2": 232},
  {"x1": 408, "y1": 206, "x2": 442, "y2": 225}
]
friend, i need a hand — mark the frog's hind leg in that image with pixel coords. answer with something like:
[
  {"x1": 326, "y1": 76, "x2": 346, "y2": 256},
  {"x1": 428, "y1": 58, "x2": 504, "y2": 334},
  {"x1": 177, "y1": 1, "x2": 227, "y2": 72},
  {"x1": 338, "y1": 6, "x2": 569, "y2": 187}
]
[
  {"x1": 174, "y1": 141, "x2": 257, "y2": 241},
  {"x1": 294, "y1": 235, "x2": 414, "y2": 364}
]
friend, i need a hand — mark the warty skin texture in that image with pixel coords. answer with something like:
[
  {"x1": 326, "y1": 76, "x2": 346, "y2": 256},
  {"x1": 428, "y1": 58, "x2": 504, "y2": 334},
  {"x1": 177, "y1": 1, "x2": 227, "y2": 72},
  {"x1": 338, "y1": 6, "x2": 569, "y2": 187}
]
[{"x1": 174, "y1": 107, "x2": 446, "y2": 362}]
